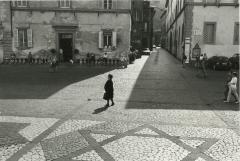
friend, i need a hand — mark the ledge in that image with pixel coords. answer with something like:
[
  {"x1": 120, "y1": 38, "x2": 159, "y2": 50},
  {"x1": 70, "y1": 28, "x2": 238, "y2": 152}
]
[{"x1": 11, "y1": 7, "x2": 131, "y2": 14}]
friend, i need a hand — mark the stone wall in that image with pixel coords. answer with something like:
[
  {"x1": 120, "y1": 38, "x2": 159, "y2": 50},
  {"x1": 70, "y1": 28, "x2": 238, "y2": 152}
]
[
  {"x1": 191, "y1": 5, "x2": 239, "y2": 58},
  {"x1": 10, "y1": 0, "x2": 131, "y2": 59}
]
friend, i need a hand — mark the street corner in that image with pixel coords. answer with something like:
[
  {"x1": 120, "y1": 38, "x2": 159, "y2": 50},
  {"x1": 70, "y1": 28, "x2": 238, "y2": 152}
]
[{"x1": 1, "y1": 117, "x2": 239, "y2": 161}]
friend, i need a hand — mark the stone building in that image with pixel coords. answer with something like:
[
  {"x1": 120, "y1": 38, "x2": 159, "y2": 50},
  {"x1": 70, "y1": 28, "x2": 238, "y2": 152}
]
[
  {"x1": 160, "y1": 10, "x2": 167, "y2": 48},
  {"x1": 131, "y1": 0, "x2": 155, "y2": 51},
  {"x1": 165, "y1": 0, "x2": 239, "y2": 62},
  {"x1": 0, "y1": 0, "x2": 132, "y2": 63}
]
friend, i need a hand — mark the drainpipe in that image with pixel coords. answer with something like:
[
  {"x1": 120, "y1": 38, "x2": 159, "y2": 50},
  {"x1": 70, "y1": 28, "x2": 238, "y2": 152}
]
[{"x1": 10, "y1": 1, "x2": 13, "y2": 36}]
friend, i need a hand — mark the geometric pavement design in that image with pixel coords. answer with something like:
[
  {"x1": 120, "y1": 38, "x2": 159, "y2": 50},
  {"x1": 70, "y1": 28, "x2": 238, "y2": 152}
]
[
  {"x1": 0, "y1": 116, "x2": 58, "y2": 161},
  {"x1": 1, "y1": 117, "x2": 240, "y2": 161}
]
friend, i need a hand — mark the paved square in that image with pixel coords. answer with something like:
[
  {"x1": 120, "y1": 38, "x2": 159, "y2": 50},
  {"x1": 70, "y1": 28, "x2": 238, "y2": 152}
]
[{"x1": 0, "y1": 49, "x2": 239, "y2": 161}]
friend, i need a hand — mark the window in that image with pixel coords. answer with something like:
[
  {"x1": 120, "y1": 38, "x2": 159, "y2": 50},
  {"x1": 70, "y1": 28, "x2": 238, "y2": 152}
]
[
  {"x1": 234, "y1": 22, "x2": 239, "y2": 45},
  {"x1": 15, "y1": 0, "x2": 28, "y2": 7},
  {"x1": 103, "y1": 31, "x2": 112, "y2": 47},
  {"x1": 204, "y1": 22, "x2": 216, "y2": 44},
  {"x1": 14, "y1": 28, "x2": 33, "y2": 49},
  {"x1": 59, "y1": 0, "x2": 71, "y2": 8},
  {"x1": 104, "y1": 0, "x2": 112, "y2": 9},
  {"x1": 99, "y1": 30, "x2": 117, "y2": 49},
  {"x1": 18, "y1": 29, "x2": 28, "y2": 49}
]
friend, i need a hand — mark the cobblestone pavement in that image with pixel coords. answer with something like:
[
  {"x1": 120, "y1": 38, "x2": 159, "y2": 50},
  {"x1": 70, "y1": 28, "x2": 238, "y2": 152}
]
[{"x1": 0, "y1": 48, "x2": 239, "y2": 161}]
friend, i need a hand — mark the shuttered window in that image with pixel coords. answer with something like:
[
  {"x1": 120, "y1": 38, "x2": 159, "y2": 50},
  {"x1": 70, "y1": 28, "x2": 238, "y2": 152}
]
[
  {"x1": 99, "y1": 30, "x2": 117, "y2": 49},
  {"x1": 103, "y1": 31, "x2": 112, "y2": 47},
  {"x1": 14, "y1": 28, "x2": 33, "y2": 49},
  {"x1": 59, "y1": 0, "x2": 71, "y2": 8},
  {"x1": 103, "y1": 0, "x2": 113, "y2": 9},
  {"x1": 204, "y1": 22, "x2": 216, "y2": 44},
  {"x1": 15, "y1": 0, "x2": 28, "y2": 7},
  {"x1": 233, "y1": 22, "x2": 239, "y2": 45}
]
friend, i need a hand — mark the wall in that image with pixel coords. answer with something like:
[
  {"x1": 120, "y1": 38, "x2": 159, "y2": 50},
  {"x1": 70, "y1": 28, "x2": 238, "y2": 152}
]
[
  {"x1": 192, "y1": 5, "x2": 239, "y2": 58},
  {"x1": 165, "y1": 0, "x2": 185, "y2": 59},
  {"x1": 11, "y1": 0, "x2": 131, "y2": 59},
  {"x1": 0, "y1": 1, "x2": 12, "y2": 61},
  {"x1": 27, "y1": 0, "x2": 131, "y2": 10}
]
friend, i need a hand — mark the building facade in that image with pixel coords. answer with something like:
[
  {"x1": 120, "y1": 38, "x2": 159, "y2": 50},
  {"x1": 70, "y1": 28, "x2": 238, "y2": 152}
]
[
  {"x1": 0, "y1": 0, "x2": 132, "y2": 63},
  {"x1": 131, "y1": 0, "x2": 154, "y2": 51},
  {"x1": 165, "y1": 0, "x2": 239, "y2": 61},
  {"x1": 160, "y1": 10, "x2": 167, "y2": 48}
]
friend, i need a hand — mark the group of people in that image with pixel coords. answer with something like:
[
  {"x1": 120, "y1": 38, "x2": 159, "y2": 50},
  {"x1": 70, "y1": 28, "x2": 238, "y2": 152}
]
[
  {"x1": 182, "y1": 52, "x2": 208, "y2": 78},
  {"x1": 86, "y1": 53, "x2": 96, "y2": 64}
]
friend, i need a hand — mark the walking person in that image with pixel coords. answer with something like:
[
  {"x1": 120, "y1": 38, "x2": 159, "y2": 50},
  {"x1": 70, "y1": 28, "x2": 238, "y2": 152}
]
[
  {"x1": 103, "y1": 74, "x2": 115, "y2": 107},
  {"x1": 49, "y1": 53, "x2": 58, "y2": 72},
  {"x1": 200, "y1": 54, "x2": 207, "y2": 78},
  {"x1": 224, "y1": 71, "x2": 234, "y2": 101},
  {"x1": 182, "y1": 53, "x2": 187, "y2": 68},
  {"x1": 224, "y1": 72, "x2": 239, "y2": 104}
]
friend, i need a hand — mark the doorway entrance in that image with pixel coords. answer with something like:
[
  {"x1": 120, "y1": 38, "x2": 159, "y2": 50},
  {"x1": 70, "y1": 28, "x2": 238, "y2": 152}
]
[{"x1": 59, "y1": 33, "x2": 73, "y2": 62}]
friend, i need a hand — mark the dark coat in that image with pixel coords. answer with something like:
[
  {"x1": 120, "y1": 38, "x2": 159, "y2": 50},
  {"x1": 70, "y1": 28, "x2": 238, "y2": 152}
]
[{"x1": 104, "y1": 79, "x2": 114, "y2": 99}]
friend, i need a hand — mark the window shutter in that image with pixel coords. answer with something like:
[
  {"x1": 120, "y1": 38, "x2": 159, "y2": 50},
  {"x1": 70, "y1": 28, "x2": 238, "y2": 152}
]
[
  {"x1": 13, "y1": 29, "x2": 18, "y2": 48},
  {"x1": 27, "y1": 29, "x2": 33, "y2": 48},
  {"x1": 99, "y1": 31, "x2": 103, "y2": 48},
  {"x1": 112, "y1": 31, "x2": 117, "y2": 47}
]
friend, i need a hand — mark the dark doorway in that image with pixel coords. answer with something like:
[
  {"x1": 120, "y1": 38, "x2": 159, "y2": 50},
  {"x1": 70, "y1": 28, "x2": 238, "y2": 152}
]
[
  {"x1": 142, "y1": 37, "x2": 148, "y2": 48},
  {"x1": 59, "y1": 33, "x2": 73, "y2": 62}
]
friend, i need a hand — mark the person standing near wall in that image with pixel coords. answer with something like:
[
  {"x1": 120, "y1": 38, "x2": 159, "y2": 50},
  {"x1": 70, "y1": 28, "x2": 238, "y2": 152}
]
[{"x1": 28, "y1": 52, "x2": 33, "y2": 64}]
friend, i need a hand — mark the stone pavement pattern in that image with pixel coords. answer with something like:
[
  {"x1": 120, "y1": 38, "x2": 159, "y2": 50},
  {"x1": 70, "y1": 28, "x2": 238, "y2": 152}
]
[{"x1": 0, "y1": 49, "x2": 239, "y2": 161}]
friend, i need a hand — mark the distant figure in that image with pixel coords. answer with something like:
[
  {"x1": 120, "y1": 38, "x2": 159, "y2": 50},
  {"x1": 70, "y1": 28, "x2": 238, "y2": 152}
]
[
  {"x1": 224, "y1": 72, "x2": 239, "y2": 104},
  {"x1": 120, "y1": 55, "x2": 128, "y2": 68},
  {"x1": 103, "y1": 53, "x2": 108, "y2": 65},
  {"x1": 203, "y1": 53, "x2": 208, "y2": 60},
  {"x1": 69, "y1": 59, "x2": 74, "y2": 64},
  {"x1": 28, "y1": 52, "x2": 33, "y2": 64},
  {"x1": 10, "y1": 52, "x2": 16, "y2": 64},
  {"x1": 182, "y1": 53, "x2": 187, "y2": 68},
  {"x1": 103, "y1": 74, "x2": 114, "y2": 107},
  {"x1": 199, "y1": 54, "x2": 207, "y2": 78},
  {"x1": 49, "y1": 53, "x2": 58, "y2": 72},
  {"x1": 59, "y1": 49, "x2": 63, "y2": 62},
  {"x1": 224, "y1": 70, "x2": 235, "y2": 101},
  {"x1": 91, "y1": 53, "x2": 96, "y2": 64},
  {"x1": 87, "y1": 53, "x2": 90, "y2": 64}
]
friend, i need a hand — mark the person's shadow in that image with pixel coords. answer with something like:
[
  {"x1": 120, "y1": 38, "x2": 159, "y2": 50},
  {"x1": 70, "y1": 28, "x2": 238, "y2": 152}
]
[{"x1": 92, "y1": 105, "x2": 109, "y2": 114}]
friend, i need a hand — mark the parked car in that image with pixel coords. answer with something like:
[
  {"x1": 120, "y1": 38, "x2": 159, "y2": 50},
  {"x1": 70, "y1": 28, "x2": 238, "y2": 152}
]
[
  {"x1": 206, "y1": 56, "x2": 231, "y2": 70},
  {"x1": 229, "y1": 53, "x2": 239, "y2": 69},
  {"x1": 142, "y1": 48, "x2": 151, "y2": 55}
]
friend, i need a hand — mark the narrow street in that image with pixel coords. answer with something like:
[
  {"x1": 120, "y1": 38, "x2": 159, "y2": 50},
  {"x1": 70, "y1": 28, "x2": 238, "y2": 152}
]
[{"x1": 0, "y1": 49, "x2": 239, "y2": 161}]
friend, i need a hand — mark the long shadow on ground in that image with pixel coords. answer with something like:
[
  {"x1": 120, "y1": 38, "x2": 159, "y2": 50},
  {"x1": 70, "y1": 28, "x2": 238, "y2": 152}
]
[
  {"x1": 0, "y1": 64, "x2": 115, "y2": 99},
  {"x1": 125, "y1": 50, "x2": 239, "y2": 111}
]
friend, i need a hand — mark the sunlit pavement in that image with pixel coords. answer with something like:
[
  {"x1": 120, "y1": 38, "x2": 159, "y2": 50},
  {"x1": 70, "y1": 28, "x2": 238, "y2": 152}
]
[{"x1": 0, "y1": 48, "x2": 239, "y2": 161}]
